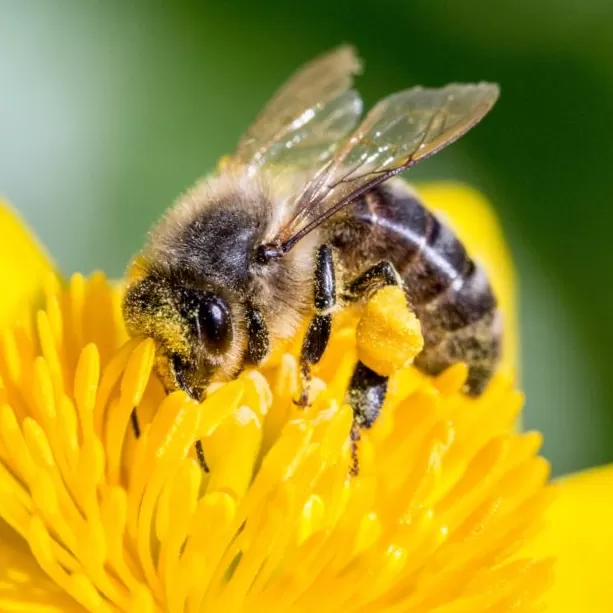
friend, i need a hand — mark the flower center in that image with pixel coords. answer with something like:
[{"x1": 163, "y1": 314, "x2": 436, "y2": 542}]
[{"x1": 0, "y1": 272, "x2": 553, "y2": 612}]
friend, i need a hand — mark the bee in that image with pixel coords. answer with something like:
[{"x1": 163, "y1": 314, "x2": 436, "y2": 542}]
[{"x1": 123, "y1": 46, "x2": 501, "y2": 471}]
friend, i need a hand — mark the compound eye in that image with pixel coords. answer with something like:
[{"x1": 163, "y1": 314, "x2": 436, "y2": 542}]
[{"x1": 198, "y1": 295, "x2": 232, "y2": 353}]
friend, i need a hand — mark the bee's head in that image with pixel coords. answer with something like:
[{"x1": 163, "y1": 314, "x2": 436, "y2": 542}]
[{"x1": 122, "y1": 267, "x2": 235, "y2": 400}]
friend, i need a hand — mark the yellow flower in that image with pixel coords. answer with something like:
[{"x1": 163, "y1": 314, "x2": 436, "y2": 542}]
[{"x1": 0, "y1": 186, "x2": 610, "y2": 613}]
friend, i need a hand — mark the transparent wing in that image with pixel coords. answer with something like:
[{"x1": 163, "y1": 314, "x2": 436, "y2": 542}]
[
  {"x1": 230, "y1": 45, "x2": 364, "y2": 174},
  {"x1": 273, "y1": 83, "x2": 500, "y2": 250}
]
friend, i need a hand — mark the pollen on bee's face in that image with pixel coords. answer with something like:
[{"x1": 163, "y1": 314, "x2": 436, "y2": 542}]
[{"x1": 124, "y1": 277, "x2": 185, "y2": 346}]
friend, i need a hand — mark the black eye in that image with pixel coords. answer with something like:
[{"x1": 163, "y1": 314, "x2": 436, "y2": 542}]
[{"x1": 197, "y1": 295, "x2": 232, "y2": 353}]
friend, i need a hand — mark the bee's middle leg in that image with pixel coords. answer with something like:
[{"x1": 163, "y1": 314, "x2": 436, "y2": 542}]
[{"x1": 296, "y1": 244, "x2": 336, "y2": 406}]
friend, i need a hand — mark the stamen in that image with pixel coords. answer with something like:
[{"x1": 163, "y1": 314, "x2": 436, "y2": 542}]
[{"x1": 0, "y1": 273, "x2": 552, "y2": 612}]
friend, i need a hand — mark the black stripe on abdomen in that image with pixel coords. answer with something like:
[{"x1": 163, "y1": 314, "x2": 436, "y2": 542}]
[
  {"x1": 414, "y1": 259, "x2": 497, "y2": 345},
  {"x1": 396, "y1": 200, "x2": 501, "y2": 394},
  {"x1": 401, "y1": 212, "x2": 472, "y2": 306}
]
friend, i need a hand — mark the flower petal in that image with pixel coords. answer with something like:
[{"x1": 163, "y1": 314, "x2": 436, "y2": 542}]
[
  {"x1": 0, "y1": 518, "x2": 81, "y2": 611},
  {"x1": 0, "y1": 199, "x2": 54, "y2": 327},
  {"x1": 417, "y1": 183, "x2": 518, "y2": 373},
  {"x1": 524, "y1": 465, "x2": 613, "y2": 612}
]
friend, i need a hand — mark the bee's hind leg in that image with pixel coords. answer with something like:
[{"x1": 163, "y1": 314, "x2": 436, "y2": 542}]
[
  {"x1": 343, "y1": 260, "x2": 401, "y2": 474},
  {"x1": 296, "y1": 244, "x2": 336, "y2": 407},
  {"x1": 347, "y1": 362, "x2": 389, "y2": 475}
]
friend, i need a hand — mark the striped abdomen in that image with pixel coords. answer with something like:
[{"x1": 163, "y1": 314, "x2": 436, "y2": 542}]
[{"x1": 326, "y1": 179, "x2": 502, "y2": 395}]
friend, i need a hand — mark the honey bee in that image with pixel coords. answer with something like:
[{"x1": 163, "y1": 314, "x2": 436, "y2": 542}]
[{"x1": 123, "y1": 46, "x2": 501, "y2": 471}]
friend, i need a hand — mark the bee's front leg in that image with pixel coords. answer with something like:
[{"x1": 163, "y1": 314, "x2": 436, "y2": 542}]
[{"x1": 296, "y1": 244, "x2": 336, "y2": 406}]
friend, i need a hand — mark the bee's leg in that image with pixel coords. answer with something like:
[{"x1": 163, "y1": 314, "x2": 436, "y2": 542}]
[
  {"x1": 140, "y1": 396, "x2": 210, "y2": 473},
  {"x1": 342, "y1": 260, "x2": 400, "y2": 301},
  {"x1": 195, "y1": 440, "x2": 210, "y2": 473},
  {"x1": 130, "y1": 409, "x2": 141, "y2": 438},
  {"x1": 343, "y1": 260, "x2": 401, "y2": 474},
  {"x1": 349, "y1": 420, "x2": 362, "y2": 476},
  {"x1": 171, "y1": 358, "x2": 211, "y2": 473},
  {"x1": 347, "y1": 362, "x2": 389, "y2": 475},
  {"x1": 296, "y1": 244, "x2": 336, "y2": 406}
]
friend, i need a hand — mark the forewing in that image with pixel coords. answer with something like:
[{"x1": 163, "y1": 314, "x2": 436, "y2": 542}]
[
  {"x1": 275, "y1": 83, "x2": 500, "y2": 248},
  {"x1": 230, "y1": 45, "x2": 363, "y2": 174}
]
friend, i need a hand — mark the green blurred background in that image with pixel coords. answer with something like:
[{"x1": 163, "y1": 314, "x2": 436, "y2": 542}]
[{"x1": 1, "y1": 1, "x2": 612, "y2": 477}]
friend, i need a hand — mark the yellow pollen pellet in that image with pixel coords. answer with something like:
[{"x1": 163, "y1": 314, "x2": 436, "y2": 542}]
[{"x1": 356, "y1": 285, "x2": 424, "y2": 377}]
